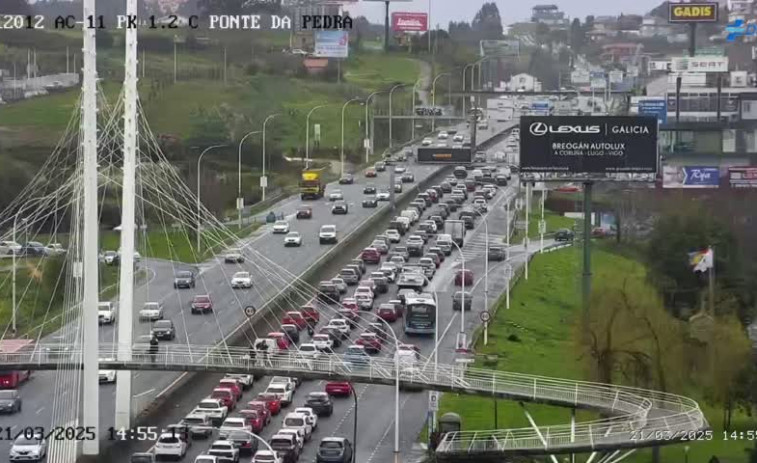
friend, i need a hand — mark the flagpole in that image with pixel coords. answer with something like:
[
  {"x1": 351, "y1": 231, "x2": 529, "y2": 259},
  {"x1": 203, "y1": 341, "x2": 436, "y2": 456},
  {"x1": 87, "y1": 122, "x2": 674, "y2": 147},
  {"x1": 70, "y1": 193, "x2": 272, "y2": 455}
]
[{"x1": 708, "y1": 246, "x2": 715, "y2": 316}]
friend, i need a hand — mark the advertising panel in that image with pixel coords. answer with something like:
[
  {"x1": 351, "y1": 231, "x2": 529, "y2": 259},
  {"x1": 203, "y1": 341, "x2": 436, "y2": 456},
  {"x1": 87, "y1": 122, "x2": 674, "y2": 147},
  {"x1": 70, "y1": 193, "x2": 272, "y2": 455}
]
[
  {"x1": 571, "y1": 69, "x2": 590, "y2": 84},
  {"x1": 668, "y1": 2, "x2": 718, "y2": 22},
  {"x1": 417, "y1": 148, "x2": 472, "y2": 164},
  {"x1": 391, "y1": 12, "x2": 428, "y2": 32},
  {"x1": 637, "y1": 98, "x2": 668, "y2": 124},
  {"x1": 648, "y1": 60, "x2": 672, "y2": 72},
  {"x1": 729, "y1": 167, "x2": 757, "y2": 188},
  {"x1": 609, "y1": 70, "x2": 624, "y2": 84},
  {"x1": 314, "y1": 31, "x2": 349, "y2": 58},
  {"x1": 662, "y1": 165, "x2": 720, "y2": 188},
  {"x1": 671, "y1": 56, "x2": 729, "y2": 73},
  {"x1": 519, "y1": 116, "x2": 659, "y2": 175},
  {"x1": 479, "y1": 40, "x2": 520, "y2": 57}
]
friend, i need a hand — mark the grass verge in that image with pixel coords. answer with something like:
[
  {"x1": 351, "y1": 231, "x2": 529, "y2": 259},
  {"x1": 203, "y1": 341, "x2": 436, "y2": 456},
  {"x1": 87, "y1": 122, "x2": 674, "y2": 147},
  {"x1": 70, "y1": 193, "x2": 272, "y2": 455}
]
[
  {"x1": 435, "y1": 246, "x2": 753, "y2": 463},
  {"x1": 510, "y1": 207, "x2": 576, "y2": 242}
]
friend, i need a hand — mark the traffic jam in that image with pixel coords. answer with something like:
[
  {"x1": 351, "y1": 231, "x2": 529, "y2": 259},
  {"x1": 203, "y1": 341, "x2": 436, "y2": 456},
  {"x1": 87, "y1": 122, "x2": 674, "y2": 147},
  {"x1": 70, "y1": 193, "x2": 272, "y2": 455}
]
[{"x1": 122, "y1": 145, "x2": 512, "y2": 463}]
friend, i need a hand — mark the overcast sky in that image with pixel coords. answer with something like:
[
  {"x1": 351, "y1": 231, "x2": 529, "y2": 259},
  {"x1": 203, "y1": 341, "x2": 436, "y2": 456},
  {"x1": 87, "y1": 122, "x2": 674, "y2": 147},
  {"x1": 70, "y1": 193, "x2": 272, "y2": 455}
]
[{"x1": 346, "y1": 0, "x2": 664, "y2": 28}]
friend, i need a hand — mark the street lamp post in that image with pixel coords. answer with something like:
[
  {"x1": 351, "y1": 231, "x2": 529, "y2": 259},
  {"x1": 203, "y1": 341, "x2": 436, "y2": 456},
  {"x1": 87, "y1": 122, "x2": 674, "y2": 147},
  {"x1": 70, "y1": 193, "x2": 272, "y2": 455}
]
[
  {"x1": 389, "y1": 84, "x2": 407, "y2": 149},
  {"x1": 463, "y1": 58, "x2": 487, "y2": 115},
  {"x1": 237, "y1": 130, "x2": 261, "y2": 229},
  {"x1": 11, "y1": 213, "x2": 24, "y2": 335},
  {"x1": 506, "y1": 196, "x2": 512, "y2": 261},
  {"x1": 196, "y1": 144, "x2": 226, "y2": 253},
  {"x1": 365, "y1": 91, "x2": 383, "y2": 163},
  {"x1": 472, "y1": 208, "x2": 490, "y2": 322},
  {"x1": 366, "y1": 314, "x2": 401, "y2": 463},
  {"x1": 306, "y1": 105, "x2": 328, "y2": 169},
  {"x1": 411, "y1": 78, "x2": 423, "y2": 140},
  {"x1": 431, "y1": 73, "x2": 450, "y2": 132},
  {"x1": 447, "y1": 240, "x2": 467, "y2": 350},
  {"x1": 340, "y1": 98, "x2": 363, "y2": 178},
  {"x1": 262, "y1": 114, "x2": 280, "y2": 202},
  {"x1": 350, "y1": 383, "x2": 358, "y2": 463}
]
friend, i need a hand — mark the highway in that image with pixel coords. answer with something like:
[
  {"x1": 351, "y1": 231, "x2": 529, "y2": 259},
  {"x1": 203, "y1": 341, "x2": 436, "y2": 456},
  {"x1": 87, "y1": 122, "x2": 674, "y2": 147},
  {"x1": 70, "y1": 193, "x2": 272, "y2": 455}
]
[
  {"x1": 102, "y1": 124, "x2": 532, "y2": 463},
  {"x1": 0, "y1": 120, "x2": 517, "y2": 460}
]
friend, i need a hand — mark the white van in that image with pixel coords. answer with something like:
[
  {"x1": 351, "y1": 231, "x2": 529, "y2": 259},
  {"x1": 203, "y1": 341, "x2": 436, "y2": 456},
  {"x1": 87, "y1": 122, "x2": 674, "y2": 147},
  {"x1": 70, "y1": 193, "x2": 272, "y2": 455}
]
[
  {"x1": 283, "y1": 412, "x2": 313, "y2": 441},
  {"x1": 396, "y1": 216, "x2": 411, "y2": 230}
]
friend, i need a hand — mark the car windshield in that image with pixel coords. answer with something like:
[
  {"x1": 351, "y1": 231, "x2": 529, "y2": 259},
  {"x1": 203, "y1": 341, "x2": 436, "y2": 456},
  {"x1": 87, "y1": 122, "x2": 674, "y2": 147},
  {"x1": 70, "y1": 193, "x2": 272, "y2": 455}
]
[
  {"x1": 14, "y1": 436, "x2": 40, "y2": 446},
  {"x1": 287, "y1": 232, "x2": 299, "y2": 237},
  {"x1": 320, "y1": 441, "x2": 344, "y2": 456},
  {"x1": 144, "y1": 303, "x2": 159, "y2": 310},
  {"x1": 193, "y1": 296, "x2": 210, "y2": 303},
  {"x1": 198, "y1": 402, "x2": 219, "y2": 409},
  {"x1": 321, "y1": 226, "x2": 336, "y2": 232},
  {"x1": 158, "y1": 435, "x2": 180, "y2": 444},
  {"x1": 183, "y1": 417, "x2": 205, "y2": 425},
  {"x1": 284, "y1": 417, "x2": 305, "y2": 427},
  {"x1": 234, "y1": 272, "x2": 250, "y2": 278},
  {"x1": 223, "y1": 420, "x2": 244, "y2": 428},
  {"x1": 267, "y1": 386, "x2": 286, "y2": 394},
  {"x1": 176, "y1": 272, "x2": 191, "y2": 278},
  {"x1": 154, "y1": 321, "x2": 171, "y2": 328},
  {"x1": 0, "y1": 391, "x2": 15, "y2": 400},
  {"x1": 346, "y1": 347, "x2": 365, "y2": 355},
  {"x1": 271, "y1": 439, "x2": 293, "y2": 449},
  {"x1": 314, "y1": 335, "x2": 329, "y2": 341},
  {"x1": 300, "y1": 344, "x2": 316, "y2": 352},
  {"x1": 275, "y1": 221, "x2": 287, "y2": 226}
]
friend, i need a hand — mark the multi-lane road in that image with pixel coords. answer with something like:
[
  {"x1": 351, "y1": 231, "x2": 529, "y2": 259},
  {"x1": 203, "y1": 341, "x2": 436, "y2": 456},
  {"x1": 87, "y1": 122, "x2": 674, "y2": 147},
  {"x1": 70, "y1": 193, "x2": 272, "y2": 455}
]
[
  {"x1": 0, "y1": 120, "x2": 517, "y2": 459},
  {"x1": 106, "y1": 129, "x2": 528, "y2": 463}
]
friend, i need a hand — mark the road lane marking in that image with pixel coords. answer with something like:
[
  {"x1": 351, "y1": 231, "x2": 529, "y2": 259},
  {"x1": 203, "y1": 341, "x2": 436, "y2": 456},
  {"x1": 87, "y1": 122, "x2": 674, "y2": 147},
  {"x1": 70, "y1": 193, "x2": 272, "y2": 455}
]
[{"x1": 35, "y1": 407, "x2": 45, "y2": 415}]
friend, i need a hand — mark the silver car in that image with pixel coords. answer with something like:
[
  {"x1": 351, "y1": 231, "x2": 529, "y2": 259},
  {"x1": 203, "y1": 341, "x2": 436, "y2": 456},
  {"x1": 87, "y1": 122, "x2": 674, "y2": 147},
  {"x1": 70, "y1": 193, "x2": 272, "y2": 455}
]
[{"x1": 9, "y1": 433, "x2": 47, "y2": 462}]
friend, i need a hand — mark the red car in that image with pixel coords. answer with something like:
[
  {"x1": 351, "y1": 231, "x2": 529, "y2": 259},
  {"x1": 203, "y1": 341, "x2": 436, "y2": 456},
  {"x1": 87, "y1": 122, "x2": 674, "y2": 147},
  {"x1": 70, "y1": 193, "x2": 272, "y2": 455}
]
[
  {"x1": 239, "y1": 409, "x2": 265, "y2": 433},
  {"x1": 377, "y1": 304, "x2": 399, "y2": 322},
  {"x1": 355, "y1": 332, "x2": 382, "y2": 354},
  {"x1": 282, "y1": 311, "x2": 307, "y2": 330},
  {"x1": 267, "y1": 332, "x2": 290, "y2": 350},
  {"x1": 256, "y1": 393, "x2": 282, "y2": 415},
  {"x1": 365, "y1": 168, "x2": 377, "y2": 178},
  {"x1": 341, "y1": 298, "x2": 359, "y2": 313},
  {"x1": 191, "y1": 295, "x2": 213, "y2": 314},
  {"x1": 300, "y1": 304, "x2": 320, "y2": 325},
  {"x1": 338, "y1": 308, "x2": 358, "y2": 322},
  {"x1": 325, "y1": 381, "x2": 352, "y2": 397},
  {"x1": 211, "y1": 387, "x2": 237, "y2": 410},
  {"x1": 360, "y1": 247, "x2": 381, "y2": 264},
  {"x1": 246, "y1": 400, "x2": 272, "y2": 424},
  {"x1": 454, "y1": 269, "x2": 474, "y2": 286},
  {"x1": 217, "y1": 379, "x2": 243, "y2": 400},
  {"x1": 296, "y1": 206, "x2": 313, "y2": 219}
]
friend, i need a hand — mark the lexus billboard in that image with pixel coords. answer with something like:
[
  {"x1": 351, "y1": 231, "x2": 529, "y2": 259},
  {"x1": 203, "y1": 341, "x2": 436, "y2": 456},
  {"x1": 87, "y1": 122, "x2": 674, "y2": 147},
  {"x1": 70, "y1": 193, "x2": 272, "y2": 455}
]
[
  {"x1": 519, "y1": 116, "x2": 658, "y2": 174},
  {"x1": 417, "y1": 147, "x2": 472, "y2": 164},
  {"x1": 392, "y1": 12, "x2": 428, "y2": 32}
]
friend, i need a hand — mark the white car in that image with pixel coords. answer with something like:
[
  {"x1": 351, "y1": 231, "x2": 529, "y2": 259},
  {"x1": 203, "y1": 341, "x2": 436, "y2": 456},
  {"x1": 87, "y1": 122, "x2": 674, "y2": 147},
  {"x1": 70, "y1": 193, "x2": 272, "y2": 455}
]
[
  {"x1": 224, "y1": 248, "x2": 244, "y2": 263},
  {"x1": 193, "y1": 399, "x2": 228, "y2": 423},
  {"x1": 224, "y1": 373, "x2": 253, "y2": 390},
  {"x1": 384, "y1": 229, "x2": 401, "y2": 243},
  {"x1": 44, "y1": 243, "x2": 66, "y2": 255},
  {"x1": 208, "y1": 439, "x2": 239, "y2": 462},
  {"x1": 194, "y1": 455, "x2": 220, "y2": 463},
  {"x1": 98, "y1": 301, "x2": 116, "y2": 324},
  {"x1": 394, "y1": 165, "x2": 406, "y2": 174},
  {"x1": 328, "y1": 190, "x2": 344, "y2": 201},
  {"x1": 9, "y1": 434, "x2": 47, "y2": 462},
  {"x1": 319, "y1": 225, "x2": 338, "y2": 244},
  {"x1": 354, "y1": 286, "x2": 374, "y2": 300},
  {"x1": 312, "y1": 334, "x2": 334, "y2": 352},
  {"x1": 355, "y1": 293, "x2": 374, "y2": 311},
  {"x1": 331, "y1": 277, "x2": 347, "y2": 294},
  {"x1": 265, "y1": 383, "x2": 294, "y2": 406},
  {"x1": 252, "y1": 450, "x2": 282, "y2": 463},
  {"x1": 379, "y1": 264, "x2": 397, "y2": 282},
  {"x1": 98, "y1": 364, "x2": 116, "y2": 383},
  {"x1": 284, "y1": 232, "x2": 302, "y2": 247},
  {"x1": 437, "y1": 131, "x2": 449, "y2": 140},
  {"x1": 376, "y1": 190, "x2": 391, "y2": 201},
  {"x1": 452, "y1": 134, "x2": 464, "y2": 142},
  {"x1": 231, "y1": 271, "x2": 253, "y2": 289},
  {"x1": 421, "y1": 137, "x2": 432, "y2": 146},
  {"x1": 282, "y1": 412, "x2": 313, "y2": 441},
  {"x1": 139, "y1": 302, "x2": 163, "y2": 321},
  {"x1": 154, "y1": 432, "x2": 188, "y2": 459},
  {"x1": 0, "y1": 241, "x2": 21, "y2": 255},
  {"x1": 293, "y1": 407, "x2": 318, "y2": 430},
  {"x1": 297, "y1": 343, "x2": 322, "y2": 361},
  {"x1": 270, "y1": 376, "x2": 297, "y2": 391},
  {"x1": 272, "y1": 220, "x2": 290, "y2": 234},
  {"x1": 275, "y1": 429, "x2": 304, "y2": 451},
  {"x1": 325, "y1": 319, "x2": 351, "y2": 336},
  {"x1": 219, "y1": 417, "x2": 251, "y2": 438},
  {"x1": 473, "y1": 198, "x2": 488, "y2": 212}
]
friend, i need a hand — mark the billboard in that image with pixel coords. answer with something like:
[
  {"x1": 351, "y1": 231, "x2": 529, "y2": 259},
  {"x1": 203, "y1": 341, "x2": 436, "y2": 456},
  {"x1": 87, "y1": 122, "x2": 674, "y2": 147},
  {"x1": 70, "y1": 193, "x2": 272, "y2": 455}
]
[
  {"x1": 571, "y1": 69, "x2": 590, "y2": 84},
  {"x1": 668, "y1": 2, "x2": 718, "y2": 23},
  {"x1": 729, "y1": 167, "x2": 757, "y2": 188},
  {"x1": 391, "y1": 12, "x2": 428, "y2": 32},
  {"x1": 637, "y1": 98, "x2": 668, "y2": 124},
  {"x1": 417, "y1": 148, "x2": 472, "y2": 164},
  {"x1": 648, "y1": 60, "x2": 672, "y2": 72},
  {"x1": 519, "y1": 116, "x2": 659, "y2": 175},
  {"x1": 479, "y1": 40, "x2": 520, "y2": 57},
  {"x1": 314, "y1": 31, "x2": 349, "y2": 58},
  {"x1": 662, "y1": 165, "x2": 719, "y2": 188},
  {"x1": 671, "y1": 56, "x2": 728, "y2": 73}
]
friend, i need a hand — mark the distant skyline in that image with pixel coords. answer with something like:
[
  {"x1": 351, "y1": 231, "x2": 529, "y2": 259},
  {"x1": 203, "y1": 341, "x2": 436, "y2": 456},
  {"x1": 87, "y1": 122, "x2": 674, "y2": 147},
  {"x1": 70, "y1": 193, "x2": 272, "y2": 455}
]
[{"x1": 346, "y1": 0, "x2": 665, "y2": 29}]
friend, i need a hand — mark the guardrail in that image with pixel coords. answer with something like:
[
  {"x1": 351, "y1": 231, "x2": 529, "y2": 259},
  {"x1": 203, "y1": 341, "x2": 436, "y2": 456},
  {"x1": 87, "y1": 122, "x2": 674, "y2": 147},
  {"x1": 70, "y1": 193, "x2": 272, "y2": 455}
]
[{"x1": 2, "y1": 343, "x2": 706, "y2": 455}]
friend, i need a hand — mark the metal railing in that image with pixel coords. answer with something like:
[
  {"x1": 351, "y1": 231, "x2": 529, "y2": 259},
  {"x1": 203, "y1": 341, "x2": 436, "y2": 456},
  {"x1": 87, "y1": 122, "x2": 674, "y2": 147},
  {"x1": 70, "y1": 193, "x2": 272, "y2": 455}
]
[{"x1": 0, "y1": 343, "x2": 706, "y2": 455}]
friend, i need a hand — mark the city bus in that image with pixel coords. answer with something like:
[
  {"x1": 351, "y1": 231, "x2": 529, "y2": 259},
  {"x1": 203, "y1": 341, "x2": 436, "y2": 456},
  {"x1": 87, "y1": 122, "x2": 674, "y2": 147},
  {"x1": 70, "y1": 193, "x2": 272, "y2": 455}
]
[
  {"x1": 404, "y1": 293, "x2": 437, "y2": 335},
  {"x1": 0, "y1": 339, "x2": 33, "y2": 388}
]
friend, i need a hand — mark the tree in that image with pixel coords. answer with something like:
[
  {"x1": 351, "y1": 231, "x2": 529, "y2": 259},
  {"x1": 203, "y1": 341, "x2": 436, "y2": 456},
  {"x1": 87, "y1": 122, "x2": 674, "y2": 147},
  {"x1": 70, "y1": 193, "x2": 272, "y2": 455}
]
[
  {"x1": 471, "y1": 2, "x2": 503, "y2": 40},
  {"x1": 570, "y1": 18, "x2": 585, "y2": 51}
]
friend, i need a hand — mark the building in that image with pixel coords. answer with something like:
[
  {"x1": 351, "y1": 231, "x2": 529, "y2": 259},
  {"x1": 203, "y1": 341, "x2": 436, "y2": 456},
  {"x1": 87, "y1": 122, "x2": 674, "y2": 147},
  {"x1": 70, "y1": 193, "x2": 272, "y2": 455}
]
[
  {"x1": 531, "y1": 5, "x2": 568, "y2": 27},
  {"x1": 728, "y1": 0, "x2": 755, "y2": 22},
  {"x1": 507, "y1": 73, "x2": 541, "y2": 92},
  {"x1": 601, "y1": 43, "x2": 642, "y2": 63},
  {"x1": 640, "y1": 16, "x2": 673, "y2": 38}
]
